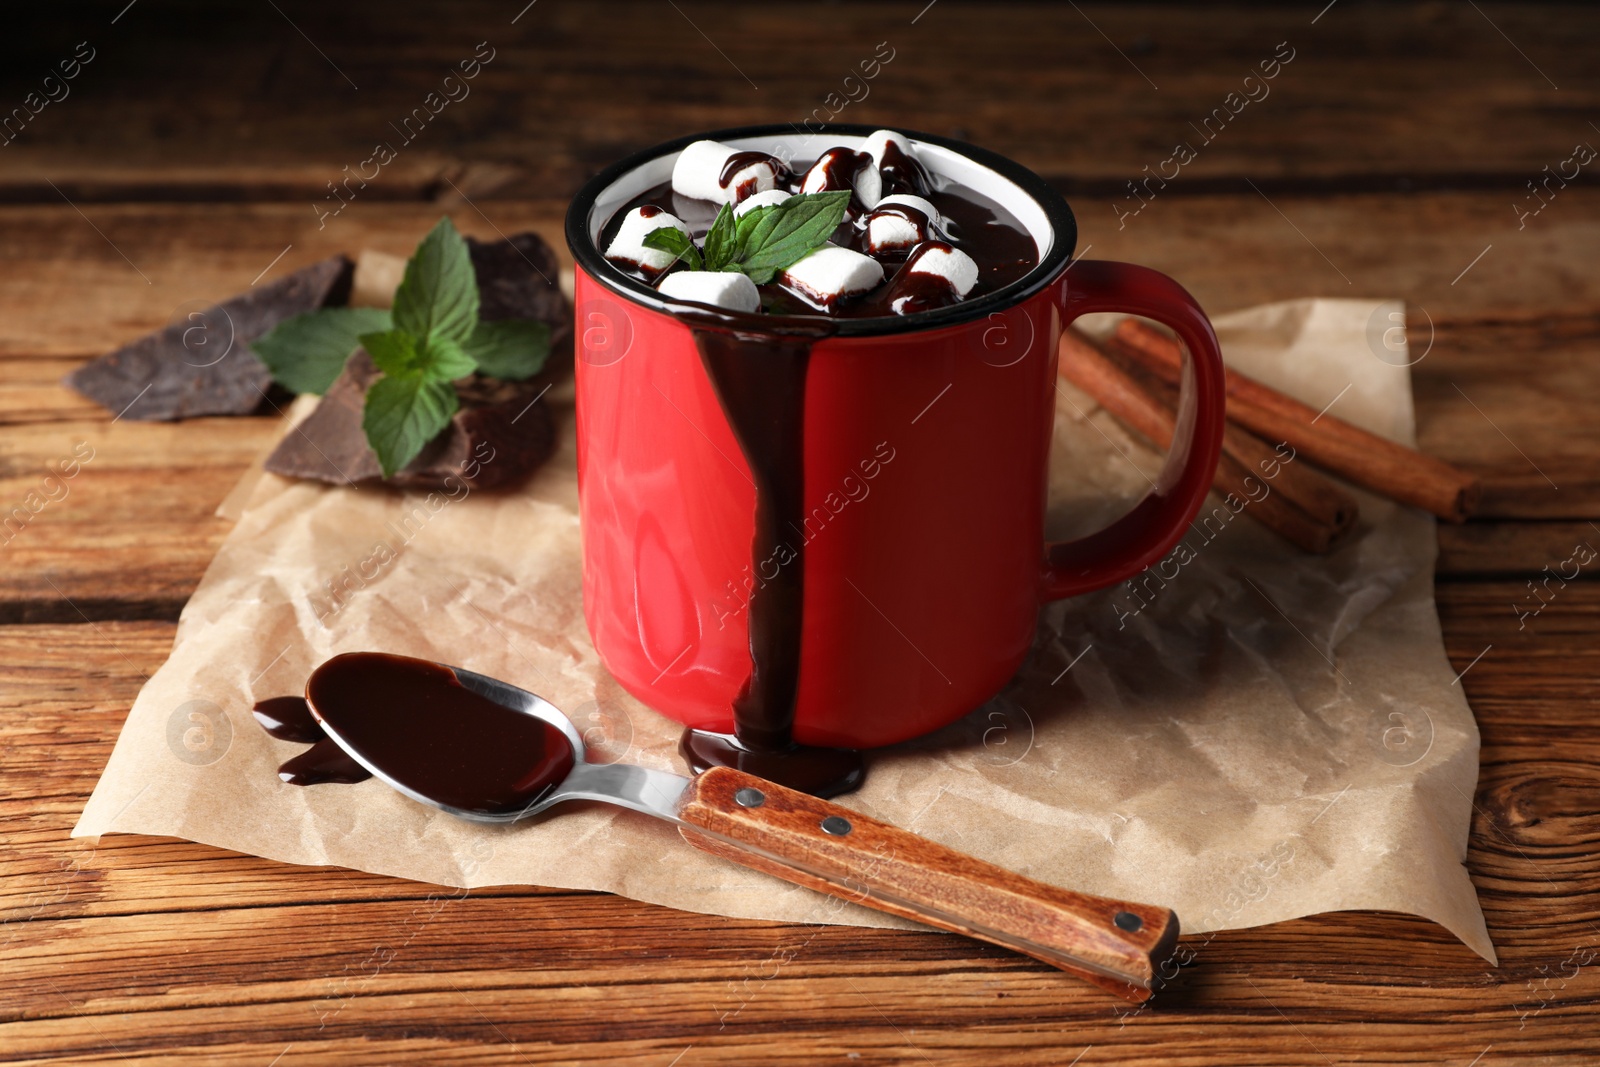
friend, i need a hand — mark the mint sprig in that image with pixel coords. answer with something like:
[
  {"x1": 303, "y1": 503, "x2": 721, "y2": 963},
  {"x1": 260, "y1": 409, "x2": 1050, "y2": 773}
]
[
  {"x1": 729, "y1": 192, "x2": 851, "y2": 283},
  {"x1": 250, "y1": 307, "x2": 393, "y2": 395},
  {"x1": 641, "y1": 190, "x2": 850, "y2": 285},
  {"x1": 251, "y1": 217, "x2": 553, "y2": 479}
]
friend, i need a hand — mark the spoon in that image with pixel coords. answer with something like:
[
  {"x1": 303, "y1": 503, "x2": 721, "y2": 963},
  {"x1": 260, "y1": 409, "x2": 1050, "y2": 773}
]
[{"x1": 303, "y1": 651, "x2": 1180, "y2": 1001}]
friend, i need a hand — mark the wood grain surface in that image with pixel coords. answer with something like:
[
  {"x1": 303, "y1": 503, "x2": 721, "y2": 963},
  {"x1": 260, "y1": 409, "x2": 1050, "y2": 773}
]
[{"x1": 2, "y1": 2, "x2": 1597, "y2": 1063}]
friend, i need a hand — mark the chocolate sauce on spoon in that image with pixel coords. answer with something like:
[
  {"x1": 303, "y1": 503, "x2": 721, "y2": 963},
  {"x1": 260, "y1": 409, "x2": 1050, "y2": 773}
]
[
  {"x1": 302, "y1": 652, "x2": 575, "y2": 817},
  {"x1": 253, "y1": 653, "x2": 576, "y2": 810}
]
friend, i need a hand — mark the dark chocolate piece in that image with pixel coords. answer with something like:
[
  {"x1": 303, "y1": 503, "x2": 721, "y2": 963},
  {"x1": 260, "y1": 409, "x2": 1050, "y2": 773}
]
[
  {"x1": 262, "y1": 350, "x2": 557, "y2": 491},
  {"x1": 467, "y1": 232, "x2": 566, "y2": 325},
  {"x1": 64, "y1": 255, "x2": 354, "y2": 420},
  {"x1": 467, "y1": 231, "x2": 575, "y2": 393}
]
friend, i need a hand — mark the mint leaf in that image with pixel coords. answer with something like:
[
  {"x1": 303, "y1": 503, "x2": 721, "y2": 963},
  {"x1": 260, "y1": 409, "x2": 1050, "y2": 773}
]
[
  {"x1": 360, "y1": 329, "x2": 423, "y2": 377},
  {"x1": 362, "y1": 374, "x2": 459, "y2": 478},
  {"x1": 462, "y1": 320, "x2": 551, "y2": 380},
  {"x1": 360, "y1": 329, "x2": 476, "y2": 381},
  {"x1": 341, "y1": 215, "x2": 556, "y2": 480},
  {"x1": 417, "y1": 333, "x2": 478, "y2": 380},
  {"x1": 701, "y1": 204, "x2": 738, "y2": 272},
  {"x1": 392, "y1": 217, "x2": 479, "y2": 344},
  {"x1": 641, "y1": 227, "x2": 702, "y2": 271},
  {"x1": 734, "y1": 191, "x2": 851, "y2": 284},
  {"x1": 251, "y1": 307, "x2": 392, "y2": 395}
]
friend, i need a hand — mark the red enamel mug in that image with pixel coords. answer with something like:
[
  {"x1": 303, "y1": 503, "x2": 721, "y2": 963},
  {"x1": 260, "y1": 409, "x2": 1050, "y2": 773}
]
[{"x1": 566, "y1": 125, "x2": 1226, "y2": 751}]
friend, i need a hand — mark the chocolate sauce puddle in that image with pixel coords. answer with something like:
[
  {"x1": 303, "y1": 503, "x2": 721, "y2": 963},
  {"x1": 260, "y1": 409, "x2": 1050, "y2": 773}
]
[
  {"x1": 252, "y1": 695, "x2": 325, "y2": 743},
  {"x1": 253, "y1": 695, "x2": 375, "y2": 784},
  {"x1": 679, "y1": 315, "x2": 865, "y2": 798},
  {"x1": 279, "y1": 737, "x2": 373, "y2": 786}
]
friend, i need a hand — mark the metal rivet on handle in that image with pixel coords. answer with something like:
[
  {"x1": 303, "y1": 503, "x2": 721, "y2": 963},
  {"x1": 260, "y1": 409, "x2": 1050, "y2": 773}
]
[
  {"x1": 1114, "y1": 911, "x2": 1143, "y2": 932},
  {"x1": 735, "y1": 787, "x2": 766, "y2": 808},
  {"x1": 820, "y1": 815, "x2": 852, "y2": 836}
]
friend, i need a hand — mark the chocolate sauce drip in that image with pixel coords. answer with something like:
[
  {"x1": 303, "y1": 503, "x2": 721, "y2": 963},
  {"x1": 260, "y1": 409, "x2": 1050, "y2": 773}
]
[
  {"x1": 694, "y1": 330, "x2": 811, "y2": 749},
  {"x1": 877, "y1": 139, "x2": 933, "y2": 198},
  {"x1": 301, "y1": 652, "x2": 576, "y2": 817},
  {"x1": 252, "y1": 695, "x2": 325, "y2": 743},
  {"x1": 681, "y1": 320, "x2": 865, "y2": 798},
  {"x1": 637, "y1": 204, "x2": 663, "y2": 218},
  {"x1": 278, "y1": 738, "x2": 373, "y2": 786}
]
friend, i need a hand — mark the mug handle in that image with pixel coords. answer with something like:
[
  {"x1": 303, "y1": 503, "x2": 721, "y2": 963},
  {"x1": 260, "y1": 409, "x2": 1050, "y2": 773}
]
[{"x1": 1041, "y1": 260, "x2": 1228, "y2": 601}]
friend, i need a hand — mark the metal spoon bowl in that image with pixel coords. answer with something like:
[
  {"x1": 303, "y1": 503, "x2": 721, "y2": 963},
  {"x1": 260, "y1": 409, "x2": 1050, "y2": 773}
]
[{"x1": 309, "y1": 661, "x2": 693, "y2": 826}]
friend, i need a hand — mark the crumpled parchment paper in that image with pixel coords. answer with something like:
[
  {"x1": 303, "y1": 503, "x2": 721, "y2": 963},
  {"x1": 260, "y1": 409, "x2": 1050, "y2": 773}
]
[{"x1": 75, "y1": 296, "x2": 1494, "y2": 964}]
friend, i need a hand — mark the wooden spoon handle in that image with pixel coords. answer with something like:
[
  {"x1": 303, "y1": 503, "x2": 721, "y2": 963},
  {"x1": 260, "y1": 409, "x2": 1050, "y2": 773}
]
[{"x1": 675, "y1": 766, "x2": 1178, "y2": 1001}]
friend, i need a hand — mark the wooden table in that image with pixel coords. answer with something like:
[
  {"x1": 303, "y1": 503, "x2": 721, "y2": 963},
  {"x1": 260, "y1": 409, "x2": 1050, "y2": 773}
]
[{"x1": 4, "y1": 2, "x2": 1597, "y2": 1063}]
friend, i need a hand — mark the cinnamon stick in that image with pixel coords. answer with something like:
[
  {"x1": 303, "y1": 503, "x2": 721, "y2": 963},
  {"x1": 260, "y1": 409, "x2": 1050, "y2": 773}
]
[
  {"x1": 1059, "y1": 328, "x2": 1359, "y2": 554},
  {"x1": 1109, "y1": 318, "x2": 1480, "y2": 522}
]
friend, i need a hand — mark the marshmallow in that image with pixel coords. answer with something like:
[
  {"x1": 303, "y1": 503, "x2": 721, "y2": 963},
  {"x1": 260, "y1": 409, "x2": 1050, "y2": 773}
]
[
  {"x1": 852, "y1": 129, "x2": 930, "y2": 209},
  {"x1": 863, "y1": 194, "x2": 943, "y2": 253},
  {"x1": 884, "y1": 240, "x2": 979, "y2": 314},
  {"x1": 671, "y1": 139, "x2": 785, "y2": 205},
  {"x1": 733, "y1": 189, "x2": 792, "y2": 217},
  {"x1": 777, "y1": 246, "x2": 884, "y2": 308},
  {"x1": 905, "y1": 241, "x2": 979, "y2": 295},
  {"x1": 603, "y1": 207, "x2": 689, "y2": 275},
  {"x1": 800, "y1": 146, "x2": 866, "y2": 197},
  {"x1": 657, "y1": 270, "x2": 762, "y2": 313}
]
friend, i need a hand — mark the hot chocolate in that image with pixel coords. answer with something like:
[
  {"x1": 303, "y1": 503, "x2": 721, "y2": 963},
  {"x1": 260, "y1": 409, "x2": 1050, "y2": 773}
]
[
  {"x1": 600, "y1": 130, "x2": 1038, "y2": 317},
  {"x1": 590, "y1": 131, "x2": 1043, "y2": 796}
]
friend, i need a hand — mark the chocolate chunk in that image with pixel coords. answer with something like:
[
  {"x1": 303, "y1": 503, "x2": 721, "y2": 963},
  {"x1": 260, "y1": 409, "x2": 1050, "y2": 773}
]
[
  {"x1": 263, "y1": 350, "x2": 556, "y2": 491},
  {"x1": 468, "y1": 233, "x2": 564, "y2": 323},
  {"x1": 468, "y1": 232, "x2": 574, "y2": 388},
  {"x1": 64, "y1": 255, "x2": 354, "y2": 421}
]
